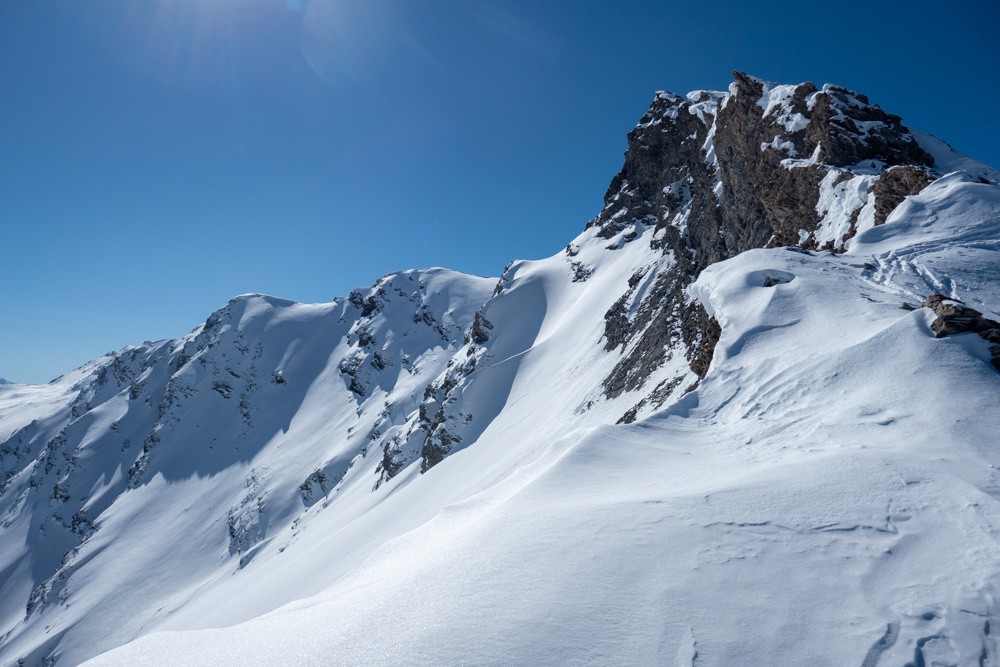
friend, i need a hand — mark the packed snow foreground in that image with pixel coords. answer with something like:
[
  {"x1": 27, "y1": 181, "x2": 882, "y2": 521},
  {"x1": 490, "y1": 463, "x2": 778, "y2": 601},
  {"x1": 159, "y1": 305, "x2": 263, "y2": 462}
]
[{"x1": 2, "y1": 73, "x2": 999, "y2": 665}]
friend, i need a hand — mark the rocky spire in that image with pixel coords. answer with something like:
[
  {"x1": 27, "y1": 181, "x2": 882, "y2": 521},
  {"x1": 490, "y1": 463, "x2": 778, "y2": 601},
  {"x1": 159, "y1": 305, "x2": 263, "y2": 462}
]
[{"x1": 595, "y1": 71, "x2": 938, "y2": 412}]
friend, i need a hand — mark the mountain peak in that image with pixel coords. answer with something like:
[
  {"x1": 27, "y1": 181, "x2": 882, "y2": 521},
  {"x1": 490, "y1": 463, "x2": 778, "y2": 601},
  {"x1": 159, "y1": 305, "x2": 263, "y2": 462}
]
[
  {"x1": 592, "y1": 72, "x2": 940, "y2": 252},
  {"x1": 2, "y1": 74, "x2": 999, "y2": 665}
]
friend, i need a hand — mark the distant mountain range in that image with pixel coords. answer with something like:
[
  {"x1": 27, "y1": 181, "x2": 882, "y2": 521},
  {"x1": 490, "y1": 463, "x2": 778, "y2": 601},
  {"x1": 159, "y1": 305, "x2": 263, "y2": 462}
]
[{"x1": 2, "y1": 72, "x2": 999, "y2": 666}]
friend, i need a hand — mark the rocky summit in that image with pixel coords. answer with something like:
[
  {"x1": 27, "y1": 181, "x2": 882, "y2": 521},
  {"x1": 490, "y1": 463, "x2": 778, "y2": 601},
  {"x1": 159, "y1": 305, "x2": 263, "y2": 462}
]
[{"x1": 2, "y1": 73, "x2": 1000, "y2": 666}]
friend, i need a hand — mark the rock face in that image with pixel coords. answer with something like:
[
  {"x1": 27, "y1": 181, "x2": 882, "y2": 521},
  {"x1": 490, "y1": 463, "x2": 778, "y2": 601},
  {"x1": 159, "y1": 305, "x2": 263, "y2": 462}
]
[
  {"x1": 588, "y1": 71, "x2": 940, "y2": 413},
  {"x1": 872, "y1": 165, "x2": 935, "y2": 226}
]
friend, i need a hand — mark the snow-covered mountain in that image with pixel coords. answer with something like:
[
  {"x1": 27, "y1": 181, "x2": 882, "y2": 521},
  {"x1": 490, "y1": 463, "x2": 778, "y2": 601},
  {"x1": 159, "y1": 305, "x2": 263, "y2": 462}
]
[{"x1": 2, "y1": 72, "x2": 999, "y2": 666}]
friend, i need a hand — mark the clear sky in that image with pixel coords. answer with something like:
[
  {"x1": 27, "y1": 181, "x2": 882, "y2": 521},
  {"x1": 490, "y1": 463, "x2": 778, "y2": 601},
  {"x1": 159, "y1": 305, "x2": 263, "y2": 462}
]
[{"x1": 2, "y1": 0, "x2": 998, "y2": 384}]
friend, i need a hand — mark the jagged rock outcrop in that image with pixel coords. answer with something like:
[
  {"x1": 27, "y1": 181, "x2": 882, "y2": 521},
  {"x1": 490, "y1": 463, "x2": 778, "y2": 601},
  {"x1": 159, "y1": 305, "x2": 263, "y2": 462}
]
[
  {"x1": 468, "y1": 312, "x2": 494, "y2": 345},
  {"x1": 591, "y1": 71, "x2": 940, "y2": 410},
  {"x1": 378, "y1": 314, "x2": 489, "y2": 481}
]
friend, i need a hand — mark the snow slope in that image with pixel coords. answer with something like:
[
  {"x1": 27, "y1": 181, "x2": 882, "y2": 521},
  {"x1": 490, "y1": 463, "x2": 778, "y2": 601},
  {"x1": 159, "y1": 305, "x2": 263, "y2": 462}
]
[
  {"x1": 2, "y1": 74, "x2": 999, "y2": 665},
  {"x1": 0, "y1": 269, "x2": 498, "y2": 663},
  {"x1": 89, "y1": 172, "x2": 1000, "y2": 666}
]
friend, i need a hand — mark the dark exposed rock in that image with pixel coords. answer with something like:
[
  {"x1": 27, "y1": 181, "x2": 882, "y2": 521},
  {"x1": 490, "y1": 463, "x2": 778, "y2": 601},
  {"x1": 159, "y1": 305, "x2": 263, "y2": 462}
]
[
  {"x1": 378, "y1": 445, "x2": 405, "y2": 481},
  {"x1": 570, "y1": 261, "x2": 594, "y2": 282},
  {"x1": 356, "y1": 327, "x2": 376, "y2": 348},
  {"x1": 338, "y1": 354, "x2": 368, "y2": 397},
  {"x1": 417, "y1": 356, "x2": 478, "y2": 473},
  {"x1": 299, "y1": 470, "x2": 329, "y2": 506},
  {"x1": 420, "y1": 425, "x2": 459, "y2": 472},
  {"x1": 468, "y1": 312, "x2": 494, "y2": 345},
  {"x1": 51, "y1": 483, "x2": 70, "y2": 503},
  {"x1": 872, "y1": 165, "x2": 934, "y2": 226},
  {"x1": 922, "y1": 294, "x2": 988, "y2": 336},
  {"x1": 348, "y1": 374, "x2": 367, "y2": 397},
  {"x1": 602, "y1": 295, "x2": 632, "y2": 353},
  {"x1": 212, "y1": 381, "x2": 233, "y2": 399},
  {"x1": 922, "y1": 294, "x2": 1000, "y2": 372},
  {"x1": 715, "y1": 75, "x2": 823, "y2": 251},
  {"x1": 378, "y1": 347, "x2": 482, "y2": 480},
  {"x1": 684, "y1": 307, "x2": 721, "y2": 379},
  {"x1": 492, "y1": 261, "x2": 518, "y2": 298},
  {"x1": 602, "y1": 266, "x2": 686, "y2": 399},
  {"x1": 617, "y1": 375, "x2": 685, "y2": 425},
  {"x1": 587, "y1": 90, "x2": 720, "y2": 247},
  {"x1": 354, "y1": 291, "x2": 380, "y2": 317}
]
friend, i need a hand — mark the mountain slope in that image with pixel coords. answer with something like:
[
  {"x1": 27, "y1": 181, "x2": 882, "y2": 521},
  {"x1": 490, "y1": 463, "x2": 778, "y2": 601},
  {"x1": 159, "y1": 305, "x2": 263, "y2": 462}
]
[
  {"x1": 0, "y1": 269, "x2": 497, "y2": 663},
  {"x1": 2, "y1": 72, "x2": 999, "y2": 665},
  {"x1": 91, "y1": 170, "x2": 1000, "y2": 667}
]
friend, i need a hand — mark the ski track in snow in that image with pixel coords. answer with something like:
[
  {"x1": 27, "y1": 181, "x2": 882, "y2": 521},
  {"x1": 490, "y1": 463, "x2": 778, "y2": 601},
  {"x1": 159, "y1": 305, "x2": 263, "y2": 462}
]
[{"x1": 851, "y1": 174, "x2": 1000, "y2": 317}]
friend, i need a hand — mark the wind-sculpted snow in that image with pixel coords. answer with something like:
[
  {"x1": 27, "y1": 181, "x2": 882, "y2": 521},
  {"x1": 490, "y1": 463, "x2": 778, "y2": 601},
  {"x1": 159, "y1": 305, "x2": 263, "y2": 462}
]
[{"x1": 2, "y1": 73, "x2": 1000, "y2": 665}]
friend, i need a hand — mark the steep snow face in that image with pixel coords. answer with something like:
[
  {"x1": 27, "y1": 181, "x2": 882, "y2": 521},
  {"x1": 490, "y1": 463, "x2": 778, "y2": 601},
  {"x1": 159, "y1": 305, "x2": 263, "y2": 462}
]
[
  {"x1": 90, "y1": 172, "x2": 1000, "y2": 667},
  {"x1": 3, "y1": 73, "x2": 1000, "y2": 665},
  {"x1": 0, "y1": 268, "x2": 495, "y2": 665}
]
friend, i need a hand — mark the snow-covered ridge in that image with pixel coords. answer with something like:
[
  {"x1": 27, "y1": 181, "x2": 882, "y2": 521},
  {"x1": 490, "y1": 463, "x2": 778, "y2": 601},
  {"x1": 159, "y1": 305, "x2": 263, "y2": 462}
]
[
  {"x1": 2, "y1": 73, "x2": 999, "y2": 665},
  {"x1": 0, "y1": 267, "x2": 496, "y2": 664},
  {"x1": 93, "y1": 153, "x2": 1000, "y2": 667}
]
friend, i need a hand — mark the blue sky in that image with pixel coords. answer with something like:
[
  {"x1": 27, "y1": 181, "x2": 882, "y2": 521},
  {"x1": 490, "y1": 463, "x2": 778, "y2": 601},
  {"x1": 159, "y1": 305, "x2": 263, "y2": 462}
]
[{"x1": 2, "y1": 0, "x2": 998, "y2": 384}]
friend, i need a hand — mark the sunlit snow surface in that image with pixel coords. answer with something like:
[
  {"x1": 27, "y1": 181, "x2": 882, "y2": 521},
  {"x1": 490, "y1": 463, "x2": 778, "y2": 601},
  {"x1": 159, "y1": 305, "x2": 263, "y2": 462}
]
[{"x1": 66, "y1": 165, "x2": 1000, "y2": 666}]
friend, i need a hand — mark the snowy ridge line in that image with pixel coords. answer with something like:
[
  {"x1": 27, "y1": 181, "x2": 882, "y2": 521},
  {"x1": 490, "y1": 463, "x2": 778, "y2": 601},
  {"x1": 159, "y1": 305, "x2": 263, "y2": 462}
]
[{"x1": 1, "y1": 72, "x2": 1000, "y2": 665}]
